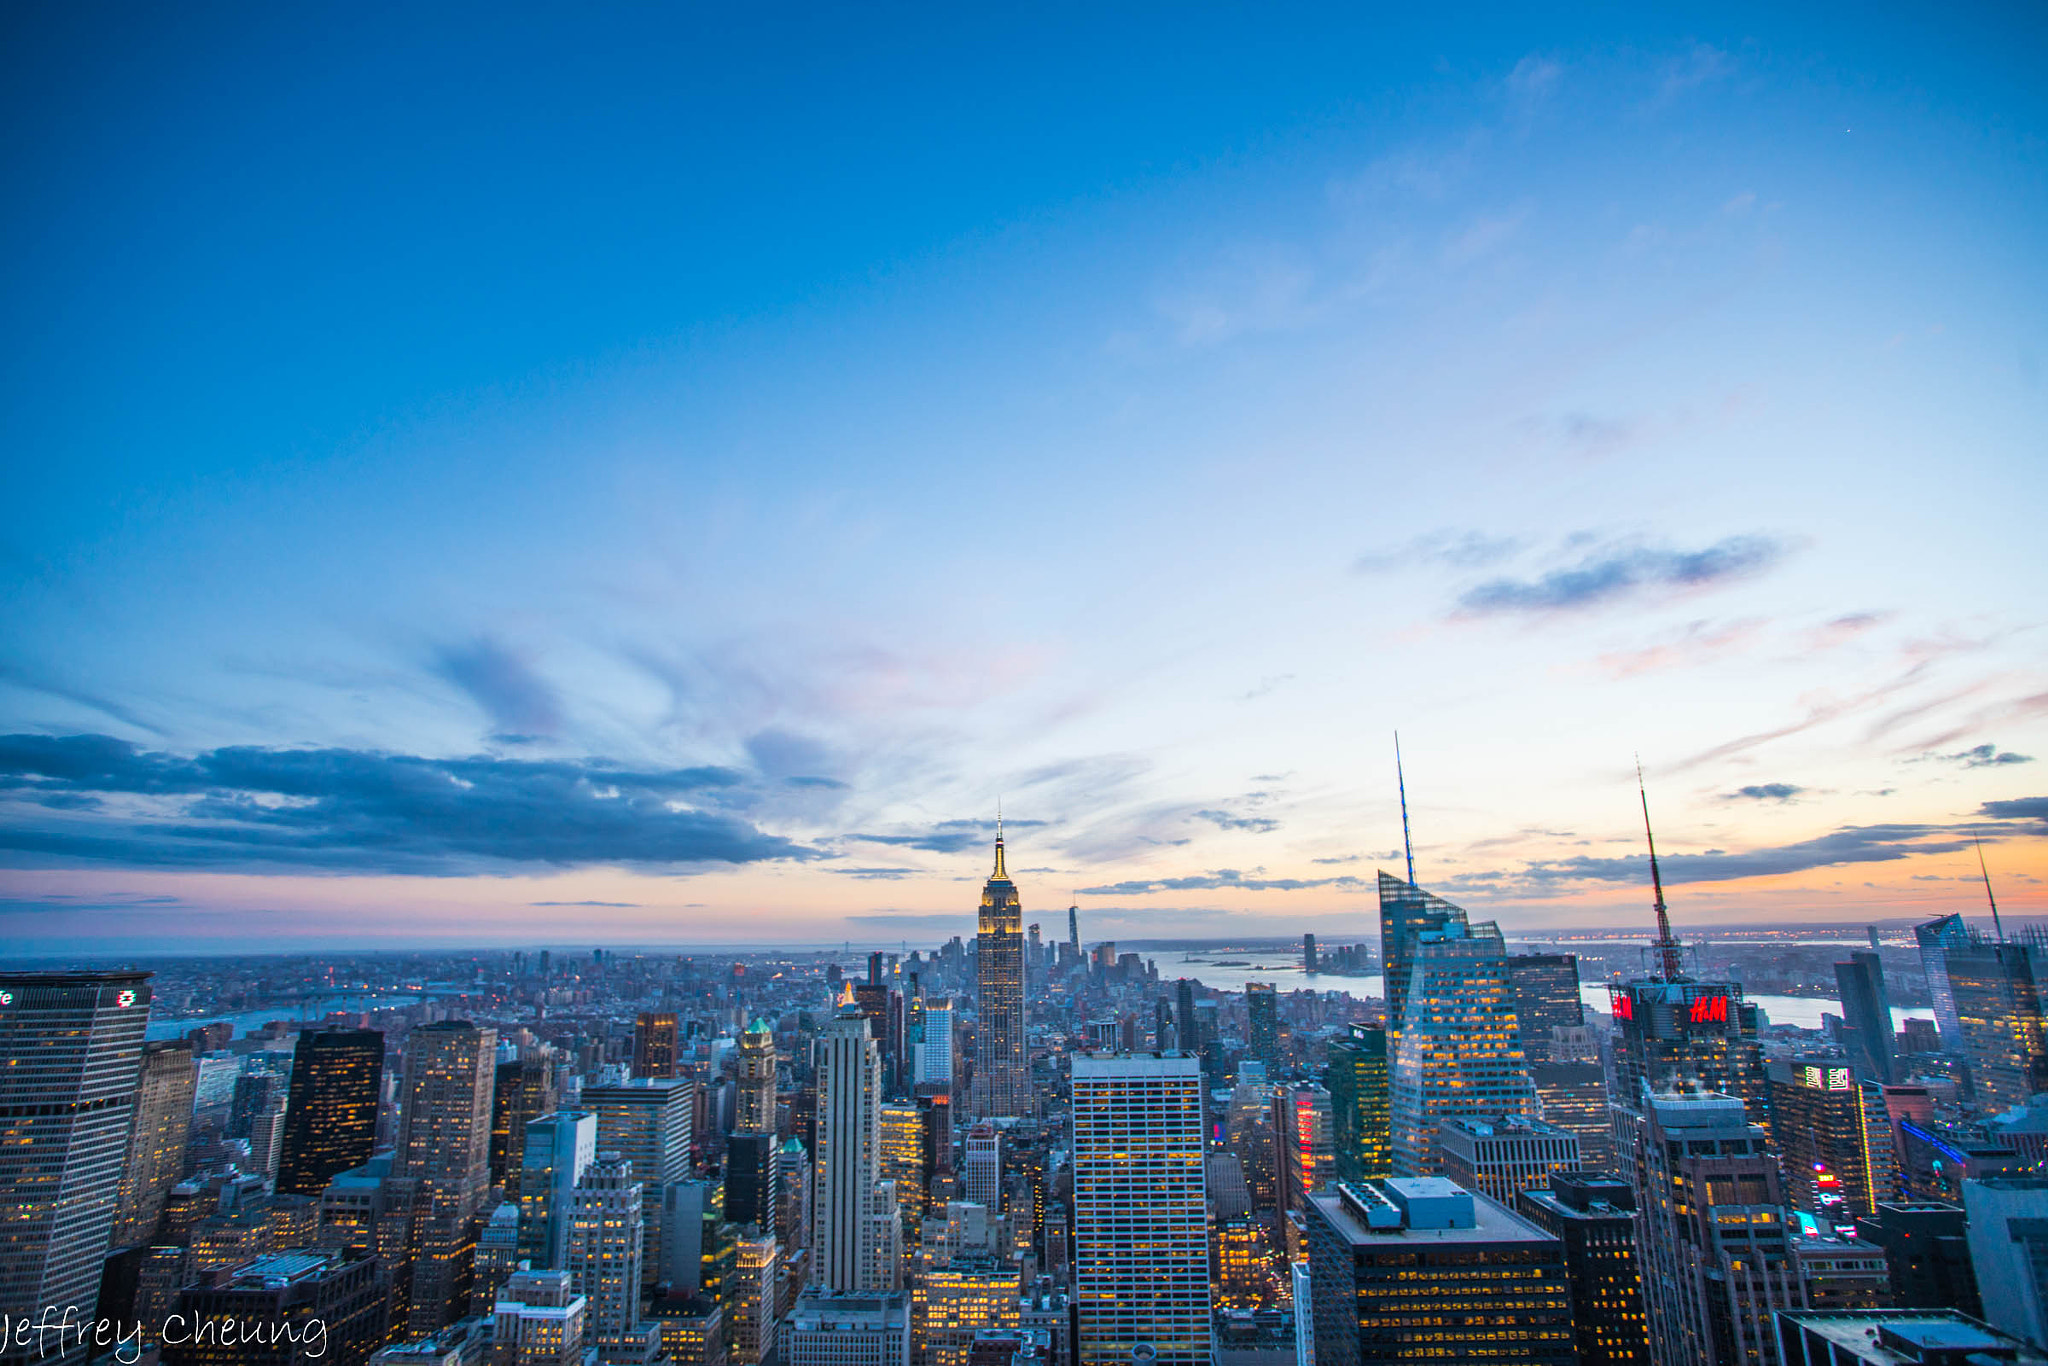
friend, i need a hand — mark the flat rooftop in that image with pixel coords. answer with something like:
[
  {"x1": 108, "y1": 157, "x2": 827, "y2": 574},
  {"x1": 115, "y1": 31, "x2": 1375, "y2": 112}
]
[
  {"x1": 1780, "y1": 1310, "x2": 2048, "y2": 1366},
  {"x1": 1310, "y1": 1189, "x2": 1555, "y2": 1248}
]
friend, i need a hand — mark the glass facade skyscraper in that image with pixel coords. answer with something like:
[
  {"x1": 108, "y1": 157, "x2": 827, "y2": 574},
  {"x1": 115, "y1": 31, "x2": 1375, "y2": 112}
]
[
  {"x1": 278, "y1": 1028, "x2": 386, "y2": 1198},
  {"x1": 1324, "y1": 1023, "x2": 1392, "y2": 1181}
]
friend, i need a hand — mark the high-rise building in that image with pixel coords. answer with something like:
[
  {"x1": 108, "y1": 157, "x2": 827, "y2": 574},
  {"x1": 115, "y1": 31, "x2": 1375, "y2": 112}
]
[
  {"x1": 782, "y1": 1289, "x2": 912, "y2": 1366},
  {"x1": 1304, "y1": 1178, "x2": 1573, "y2": 1366},
  {"x1": 1607, "y1": 975, "x2": 1770, "y2": 1174},
  {"x1": 877, "y1": 1103, "x2": 926, "y2": 1248},
  {"x1": 964, "y1": 1123, "x2": 1001, "y2": 1213},
  {"x1": 114, "y1": 1040, "x2": 199, "y2": 1245},
  {"x1": 520, "y1": 1111, "x2": 597, "y2": 1270},
  {"x1": 634, "y1": 1013, "x2": 682, "y2": 1080},
  {"x1": 1376, "y1": 871, "x2": 1464, "y2": 1036},
  {"x1": 1302, "y1": 934, "x2": 1318, "y2": 976},
  {"x1": 815, "y1": 1012, "x2": 894, "y2": 1293},
  {"x1": 0, "y1": 969, "x2": 152, "y2": 1331},
  {"x1": 1777, "y1": 1309, "x2": 2045, "y2": 1366},
  {"x1": 1942, "y1": 926, "x2": 2048, "y2": 1116},
  {"x1": 1245, "y1": 984, "x2": 1279, "y2": 1071},
  {"x1": 914, "y1": 1261, "x2": 1020, "y2": 1366},
  {"x1": 1324, "y1": 1024, "x2": 1391, "y2": 1182},
  {"x1": 1962, "y1": 1176, "x2": 2048, "y2": 1350},
  {"x1": 1915, "y1": 913, "x2": 1971, "y2": 1052},
  {"x1": 974, "y1": 834, "x2": 1028, "y2": 1119},
  {"x1": 1175, "y1": 981, "x2": 1198, "y2": 1073},
  {"x1": 1070, "y1": 1053, "x2": 1210, "y2": 1366},
  {"x1": 1531, "y1": 1061, "x2": 1612, "y2": 1171},
  {"x1": 1388, "y1": 915, "x2": 1537, "y2": 1177},
  {"x1": 395, "y1": 1020, "x2": 498, "y2": 1334},
  {"x1": 166, "y1": 1250, "x2": 391, "y2": 1366},
  {"x1": 778, "y1": 1138, "x2": 813, "y2": 1256},
  {"x1": 1433, "y1": 1115, "x2": 1580, "y2": 1207},
  {"x1": 727, "y1": 1131, "x2": 781, "y2": 1232},
  {"x1": 491, "y1": 1052, "x2": 560, "y2": 1187},
  {"x1": 277, "y1": 1029, "x2": 386, "y2": 1198},
  {"x1": 1516, "y1": 1172, "x2": 1649, "y2": 1366},
  {"x1": 1507, "y1": 953, "x2": 1583, "y2": 1064},
  {"x1": 728, "y1": 1230, "x2": 779, "y2": 1365},
  {"x1": 566, "y1": 1158, "x2": 645, "y2": 1345},
  {"x1": 736, "y1": 1020, "x2": 778, "y2": 1135},
  {"x1": 1770, "y1": 1058, "x2": 1889, "y2": 1228},
  {"x1": 582, "y1": 1077, "x2": 694, "y2": 1185},
  {"x1": 1628, "y1": 1088, "x2": 1800, "y2": 1366},
  {"x1": 1275, "y1": 1084, "x2": 1334, "y2": 1213},
  {"x1": 1835, "y1": 952, "x2": 1897, "y2": 1083},
  {"x1": 916, "y1": 999, "x2": 955, "y2": 1089},
  {"x1": 493, "y1": 1268, "x2": 590, "y2": 1366},
  {"x1": 1851, "y1": 1200, "x2": 1981, "y2": 1318}
]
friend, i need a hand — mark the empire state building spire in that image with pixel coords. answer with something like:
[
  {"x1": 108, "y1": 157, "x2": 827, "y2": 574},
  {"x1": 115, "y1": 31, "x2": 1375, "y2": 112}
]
[{"x1": 973, "y1": 815, "x2": 1028, "y2": 1119}]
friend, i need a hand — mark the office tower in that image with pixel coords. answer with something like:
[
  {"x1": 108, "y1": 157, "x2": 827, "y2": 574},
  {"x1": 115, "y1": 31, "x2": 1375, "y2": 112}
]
[
  {"x1": 1963, "y1": 1177, "x2": 2048, "y2": 1349},
  {"x1": 473, "y1": 1201, "x2": 524, "y2": 1315},
  {"x1": 1942, "y1": 926, "x2": 2048, "y2": 1116},
  {"x1": 1377, "y1": 871, "x2": 1465, "y2": 1035},
  {"x1": 1793, "y1": 1233, "x2": 1892, "y2": 1312},
  {"x1": 167, "y1": 1250, "x2": 391, "y2": 1366},
  {"x1": 0, "y1": 969, "x2": 152, "y2": 1329},
  {"x1": 1628, "y1": 1089, "x2": 1800, "y2": 1366},
  {"x1": 276, "y1": 1029, "x2": 386, "y2": 1200},
  {"x1": 229, "y1": 1069, "x2": 286, "y2": 1141},
  {"x1": 974, "y1": 833, "x2": 1029, "y2": 1119},
  {"x1": 583, "y1": 1077, "x2": 694, "y2": 1185},
  {"x1": 735, "y1": 1019, "x2": 777, "y2": 1135},
  {"x1": 1275, "y1": 1084, "x2": 1334, "y2": 1213},
  {"x1": 816, "y1": 1013, "x2": 893, "y2": 1292},
  {"x1": 1225, "y1": 1069, "x2": 1279, "y2": 1213},
  {"x1": 395, "y1": 1020, "x2": 498, "y2": 1334},
  {"x1": 878, "y1": 1103, "x2": 926, "y2": 1242},
  {"x1": 1324, "y1": 1024, "x2": 1391, "y2": 1181},
  {"x1": 1067, "y1": 904, "x2": 1080, "y2": 965},
  {"x1": 1388, "y1": 917, "x2": 1537, "y2": 1177},
  {"x1": 1852, "y1": 1201, "x2": 1982, "y2": 1318},
  {"x1": 964, "y1": 1123, "x2": 1001, "y2": 1212},
  {"x1": 1245, "y1": 984, "x2": 1280, "y2": 1071},
  {"x1": 1507, "y1": 953, "x2": 1583, "y2": 1064},
  {"x1": 915, "y1": 1261, "x2": 1020, "y2": 1366},
  {"x1": 634, "y1": 1014, "x2": 682, "y2": 1080},
  {"x1": 1070, "y1": 1053, "x2": 1210, "y2": 1366},
  {"x1": 916, "y1": 998, "x2": 955, "y2": 1088},
  {"x1": 1836, "y1": 952, "x2": 1898, "y2": 1083},
  {"x1": 1212, "y1": 1215, "x2": 1279, "y2": 1309},
  {"x1": 1304, "y1": 1178, "x2": 1572, "y2": 1366},
  {"x1": 492, "y1": 1052, "x2": 560, "y2": 1186},
  {"x1": 783, "y1": 1289, "x2": 913, "y2": 1366},
  {"x1": 248, "y1": 1092, "x2": 290, "y2": 1184},
  {"x1": 1516, "y1": 1173, "x2": 1649, "y2": 1366},
  {"x1": 1175, "y1": 980, "x2": 1197, "y2": 1069},
  {"x1": 520, "y1": 1111, "x2": 598, "y2": 1269},
  {"x1": 1531, "y1": 1061, "x2": 1612, "y2": 1171},
  {"x1": 728, "y1": 1131, "x2": 781, "y2": 1232},
  {"x1": 1770, "y1": 1059, "x2": 1888, "y2": 1228},
  {"x1": 1302, "y1": 934, "x2": 1318, "y2": 976},
  {"x1": 566, "y1": 1159, "x2": 644, "y2": 1345},
  {"x1": 1899, "y1": 1017, "x2": 1942, "y2": 1056},
  {"x1": 728, "y1": 1231, "x2": 779, "y2": 1365},
  {"x1": 114, "y1": 1040, "x2": 199, "y2": 1245},
  {"x1": 493, "y1": 1269, "x2": 590, "y2": 1366},
  {"x1": 778, "y1": 1138, "x2": 813, "y2": 1256},
  {"x1": 653, "y1": 1178, "x2": 726, "y2": 1302},
  {"x1": 1777, "y1": 1309, "x2": 2043, "y2": 1366},
  {"x1": 1433, "y1": 1115, "x2": 1580, "y2": 1206},
  {"x1": 1915, "y1": 913, "x2": 1971, "y2": 1051}
]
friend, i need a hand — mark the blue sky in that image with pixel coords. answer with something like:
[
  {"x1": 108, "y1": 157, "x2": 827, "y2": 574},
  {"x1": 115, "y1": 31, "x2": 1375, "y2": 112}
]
[{"x1": 2, "y1": 3, "x2": 2044, "y2": 951}]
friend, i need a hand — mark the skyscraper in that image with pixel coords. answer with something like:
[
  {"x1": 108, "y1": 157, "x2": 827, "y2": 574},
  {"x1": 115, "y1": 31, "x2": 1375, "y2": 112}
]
[
  {"x1": 1940, "y1": 925, "x2": 2048, "y2": 1115},
  {"x1": 1276, "y1": 1084, "x2": 1334, "y2": 1214},
  {"x1": 581, "y1": 1077, "x2": 694, "y2": 1186},
  {"x1": 114, "y1": 1040, "x2": 198, "y2": 1246},
  {"x1": 1915, "y1": 913, "x2": 1970, "y2": 1051},
  {"x1": 1389, "y1": 915, "x2": 1537, "y2": 1177},
  {"x1": 974, "y1": 832, "x2": 1028, "y2": 1119},
  {"x1": 520, "y1": 1111, "x2": 598, "y2": 1270},
  {"x1": 0, "y1": 969, "x2": 152, "y2": 1329},
  {"x1": 1515, "y1": 1173, "x2": 1649, "y2": 1366},
  {"x1": 1302, "y1": 933, "x2": 1318, "y2": 976},
  {"x1": 1245, "y1": 983, "x2": 1279, "y2": 1071},
  {"x1": 566, "y1": 1158, "x2": 645, "y2": 1346},
  {"x1": 395, "y1": 1020, "x2": 498, "y2": 1334},
  {"x1": 1323, "y1": 1024, "x2": 1391, "y2": 1181},
  {"x1": 736, "y1": 1019, "x2": 778, "y2": 1135},
  {"x1": 277, "y1": 1029, "x2": 385, "y2": 1197},
  {"x1": 1433, "y1": 1115, "x2": 1580, "y2": 1207},
  {"x1": 1070, "y1": 1053, "x2": 1210, "y2": 1366},
  {"x1": 1304, "y1": 1178, "x2": 1573, "y2": 1366},
  {"x1": 1175, "y1": 980, "x2": 1198, "y2": 1072},
  {"x1": 1835, "y1": 952, "x2": 1897, "y2": 1083},
  {"x1": 1770, "y1": 1058, "x2": 1889, "y2": 1228},
  {"x1": 633, "y1": 1014, "x2": 682, "y2": 1080},
  {"x1": 1376, "y1": 870, "x2": 1463, "y2": 1035},
  {"x1": 814, "y1": 1012, "x2": 894, "y2": 1293},
  {"x1": 492, "y1": 1051, "x2": 560, "y2": 1186},
  {"x1": 1507, "y1": 953, "x2": 1583, "y2": 1064}
]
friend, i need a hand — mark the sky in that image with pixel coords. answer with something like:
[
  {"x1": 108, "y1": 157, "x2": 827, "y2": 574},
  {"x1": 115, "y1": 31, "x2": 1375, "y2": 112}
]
[{"x1": 2, "y1": 3, "x2": 2044, "y2": 954}]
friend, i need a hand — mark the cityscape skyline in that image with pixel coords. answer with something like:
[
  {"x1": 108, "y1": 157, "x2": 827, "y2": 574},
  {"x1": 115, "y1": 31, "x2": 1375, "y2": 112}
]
[{"x1": 2, "y1": 7, "x2": 2043, "y2": 952}]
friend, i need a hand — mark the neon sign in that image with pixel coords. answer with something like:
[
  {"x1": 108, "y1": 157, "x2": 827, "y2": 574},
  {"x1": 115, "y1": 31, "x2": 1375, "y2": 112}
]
[
  {"x1": 1688, "y1": 994, "x2": 1728, "y2": 1024},
  {"x1": 1610, "y1": 989, "x2": 1634, "y2": 1021}
]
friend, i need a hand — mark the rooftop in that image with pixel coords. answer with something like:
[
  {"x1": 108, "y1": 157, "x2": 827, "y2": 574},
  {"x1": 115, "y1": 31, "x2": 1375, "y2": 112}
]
[
  {"x1": 1780, "y1": 1309, "x2": 2048, "y2": 1366},
  {"x1": 1312, "y1": 1182, "x2": 1555, "y2": 1248}
]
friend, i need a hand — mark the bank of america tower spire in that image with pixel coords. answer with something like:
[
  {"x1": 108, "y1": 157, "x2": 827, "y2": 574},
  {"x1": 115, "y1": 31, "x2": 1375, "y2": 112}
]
[{"x1": 973, "y1": 819, "x2": 1029, "y2": 1118}]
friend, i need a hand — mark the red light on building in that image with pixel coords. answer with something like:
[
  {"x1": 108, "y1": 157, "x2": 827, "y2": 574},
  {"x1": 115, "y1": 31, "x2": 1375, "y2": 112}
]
[
  {"x1": 1688, "y1": 993, "x2": 1728, "y2": 1024},
  {"x1": 1610, "y1": 989, "x2": 1634, "y2": 1021}
]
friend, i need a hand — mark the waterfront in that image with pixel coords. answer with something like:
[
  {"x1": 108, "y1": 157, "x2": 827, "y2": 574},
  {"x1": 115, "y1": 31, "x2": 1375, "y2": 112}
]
[{"x1": 145, "y1": 992, "x2": 432, "y2": 1040}]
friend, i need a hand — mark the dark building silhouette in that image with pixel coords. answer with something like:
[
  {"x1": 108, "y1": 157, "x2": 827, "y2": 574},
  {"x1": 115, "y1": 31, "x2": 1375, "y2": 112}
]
[
  {"x1": 1324, "y1": 1025, "x2": 1391, "y2": 1181},
  {"x1": 277, "y1": 1030, "x2": 386, "y2": 1198},
  {"x1": 1852, "y1": 1200, "x2": 1982, "y2": 1318},
  {"x1": 634, "y1": 1013, "x2": 682, "y2": 1079},
  {"x1": 1517, "y1": 1172, "x2": 1649, "y2": 1366},
  {"x1": 165, "y1": 1251, "x2": 389, "y2": 1366},
  {"x1": 1835, "y1": 952, "x2": 1897, "y2": 1083},
  {"x1": 1508, "y1": 954, "x2": 1584, "y2": 1063}
]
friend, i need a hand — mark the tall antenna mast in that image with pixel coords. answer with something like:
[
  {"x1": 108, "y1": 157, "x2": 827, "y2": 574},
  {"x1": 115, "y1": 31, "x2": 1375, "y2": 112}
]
[
  {"x1": 1395, "y1": 732, "x2": 1417, "y2": 886},
  {"x1": 1977, "y1": 837, "x2": 2006, "y2": 944},
  {"x1": 1637, "y1": 757, "x2": 1684, "y2": 981}
]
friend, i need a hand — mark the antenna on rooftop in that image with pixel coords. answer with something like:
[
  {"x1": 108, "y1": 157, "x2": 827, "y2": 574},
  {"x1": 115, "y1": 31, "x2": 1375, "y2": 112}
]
[
  {"x1": 1976, "y1": 836, "x2": 2007, "y2": 944},
  {"x1": 1636, "y1": 756, "x2": 1684, "y2": 981},
  {"x1": 1395, "y1": 732, "x2": 1417, "y2": 886}
]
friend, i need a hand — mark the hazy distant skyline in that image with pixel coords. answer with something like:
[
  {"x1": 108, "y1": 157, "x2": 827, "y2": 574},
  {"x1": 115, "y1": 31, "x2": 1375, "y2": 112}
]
[{"x1": 2, "y1": 5, "x2": 2043, "y2": 951}]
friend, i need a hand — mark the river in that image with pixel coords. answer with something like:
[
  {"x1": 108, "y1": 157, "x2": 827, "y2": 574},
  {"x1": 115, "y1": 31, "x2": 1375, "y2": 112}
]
[{"x1": 145, "y1": 992, "x2": 434, "y2": 1041}]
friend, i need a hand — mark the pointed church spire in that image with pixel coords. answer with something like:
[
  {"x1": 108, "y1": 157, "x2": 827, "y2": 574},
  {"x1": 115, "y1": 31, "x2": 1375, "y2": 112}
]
[
  {"x1": 1395, "y1": 732, "x2": 1417, "y2": 886},
  {"x1": 1637, "y1": 757, "x2": 1685, "y2": 981}
]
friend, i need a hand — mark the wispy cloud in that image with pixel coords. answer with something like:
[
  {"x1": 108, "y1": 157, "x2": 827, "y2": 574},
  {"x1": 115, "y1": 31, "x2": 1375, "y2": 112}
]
[
  {"x1": 433, "y1": 638, "x2": 563, "y2": 743},
  {"x1": 1195, "y1": 809, "x2": 1279, "y2": 834},
  {"x1": 851, "y1": 818, "x2": 1046, "y2": 856},
  {"x1": 1917, "y1": 743, "x2": 2034, "y2": 769},
  {"x1": 1354, "y1": 530, "x2": 1522, "y2": 575},
  {"x1": 1723, "y1": 783, "x2": 1803, "y2": 802},
  {"x1": 531, "y1": 900, "x2": 641, "y2": 907},
  {"x1": 1456, "y1": 534, "x2": 1787, "y2": 616},
  {"x1": 1077, "y1": 868, "x2": 1367, "y2": 895}
]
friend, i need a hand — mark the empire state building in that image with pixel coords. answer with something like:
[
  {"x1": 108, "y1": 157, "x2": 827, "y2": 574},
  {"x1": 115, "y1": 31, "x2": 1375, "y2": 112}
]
[{"x1": 973, "y1": 828, "x2": 1030, "y2": 1118}]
